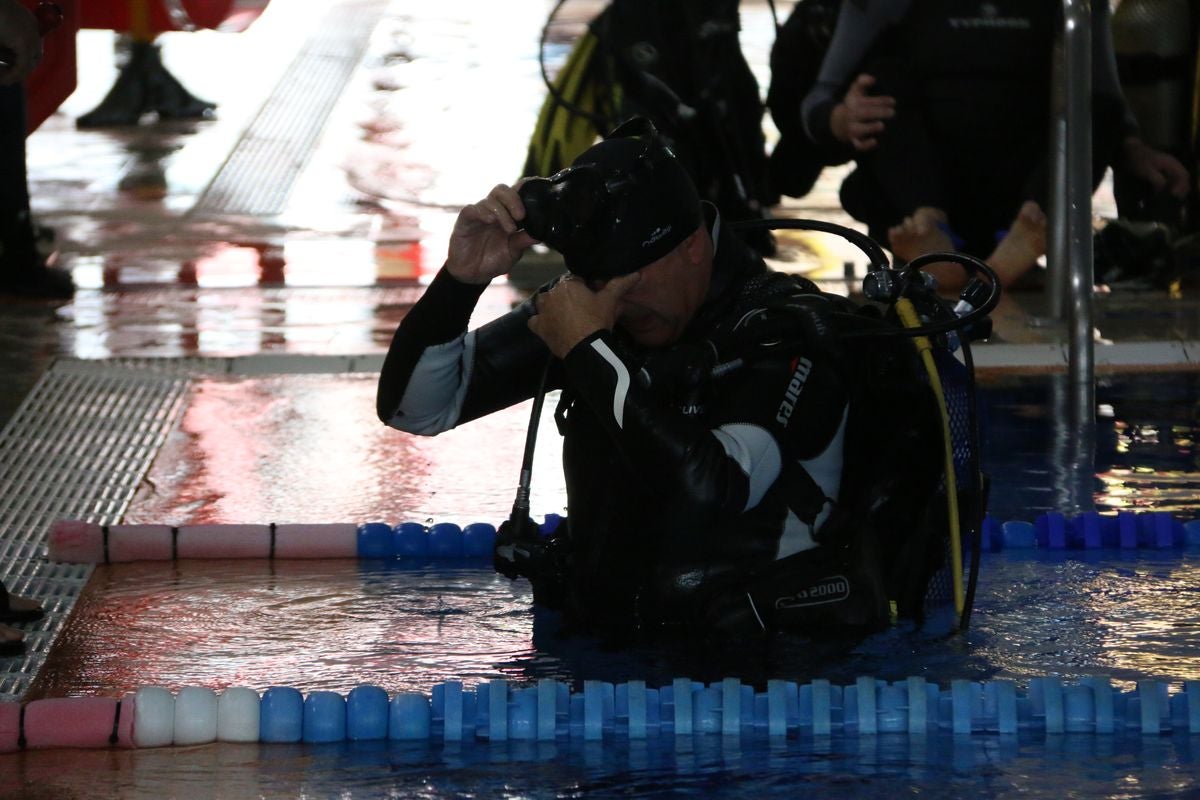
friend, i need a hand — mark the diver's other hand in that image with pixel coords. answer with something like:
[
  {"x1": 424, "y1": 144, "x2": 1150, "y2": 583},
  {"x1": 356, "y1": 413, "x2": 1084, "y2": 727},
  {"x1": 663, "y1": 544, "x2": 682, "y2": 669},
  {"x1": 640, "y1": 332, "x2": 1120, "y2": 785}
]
[
  {"x1": 528, "y1": 272, "x2": 641, "y2": 358},
  {"x1": 0, "y1": 0, "x2": 42, "y2": 84},
  {"x1": 446, "y1": 184, "x2": 539, "y2": 285},
  {"x1": 830, "y1": 74, "x2": 894, "y2": 152}
]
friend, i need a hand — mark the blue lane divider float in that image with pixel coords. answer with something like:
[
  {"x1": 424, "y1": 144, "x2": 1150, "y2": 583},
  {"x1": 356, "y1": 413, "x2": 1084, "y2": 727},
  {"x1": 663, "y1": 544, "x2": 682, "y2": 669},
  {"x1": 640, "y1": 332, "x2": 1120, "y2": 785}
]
[
  {"x1": 4, "y1": 677, "x2": 1200, "y2": 752},
  {"x1": 45, "y1": 512, "x2": 1200, "y2": 564},
  {"x1": 982, "y1": 512, "x2": 1200, "y2": 551}
]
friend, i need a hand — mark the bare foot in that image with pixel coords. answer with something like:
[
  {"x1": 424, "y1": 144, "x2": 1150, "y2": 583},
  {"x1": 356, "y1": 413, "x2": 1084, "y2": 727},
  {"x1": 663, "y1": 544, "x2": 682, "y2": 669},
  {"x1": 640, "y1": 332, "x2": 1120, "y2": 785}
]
[
  {"x1": 887, "y1": 206, "x2": 955, "y2": 263},
  {"x1": 987, "y1": 201, "x2": 1047, "y2": 288},
  {"x1": 887, "y1": 206, "x2": 965, "y2": 290}
]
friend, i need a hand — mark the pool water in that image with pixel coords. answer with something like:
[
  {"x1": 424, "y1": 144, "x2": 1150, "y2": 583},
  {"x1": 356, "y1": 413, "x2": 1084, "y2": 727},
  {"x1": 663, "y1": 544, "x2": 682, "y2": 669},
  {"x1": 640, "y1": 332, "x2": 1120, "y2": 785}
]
[
  {"x1": 122, "y1": 370, "x2": 1200, "y2": 528},
  {"x1": 26, "y1": 549, "x2": 1200, "y2": 699},
  {"x1": 980, "y1": 372, "x2": 1200, "y2": 522},
  {"x1": 31, "y1": 370, "x2": 1200, "y2": 698},
  {"x1": 10, "y1": 371, "x2": 1200, "y2": 798},
  {"x1": 4, "y1": 731, "x2": 1198, "y2": 799}
]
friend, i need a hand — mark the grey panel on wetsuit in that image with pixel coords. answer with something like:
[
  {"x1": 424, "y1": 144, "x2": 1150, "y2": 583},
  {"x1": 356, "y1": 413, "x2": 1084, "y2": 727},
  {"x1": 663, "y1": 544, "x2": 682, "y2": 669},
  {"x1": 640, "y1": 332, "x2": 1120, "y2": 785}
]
[{"x1": 388, "y1": 332, "x2": 477, "y2": 434}]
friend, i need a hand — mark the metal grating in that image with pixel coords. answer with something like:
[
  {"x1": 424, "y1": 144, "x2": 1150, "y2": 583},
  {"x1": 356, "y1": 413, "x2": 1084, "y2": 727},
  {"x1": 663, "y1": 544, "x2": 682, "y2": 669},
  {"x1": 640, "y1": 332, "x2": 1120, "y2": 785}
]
[
  {"x1": 0, "y1": 360, "x2": 191, "y2": 700},
  {"x1": 190, "y1": 0, "x2": 390, "y2": 217}
]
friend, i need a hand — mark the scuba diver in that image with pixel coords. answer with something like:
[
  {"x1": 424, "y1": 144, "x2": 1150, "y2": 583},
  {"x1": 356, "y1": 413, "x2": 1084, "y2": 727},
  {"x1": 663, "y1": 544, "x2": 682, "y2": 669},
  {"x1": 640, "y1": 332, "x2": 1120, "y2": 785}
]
[{"x1": 377, "y1": 118, "x2": 989, "y2": 644}]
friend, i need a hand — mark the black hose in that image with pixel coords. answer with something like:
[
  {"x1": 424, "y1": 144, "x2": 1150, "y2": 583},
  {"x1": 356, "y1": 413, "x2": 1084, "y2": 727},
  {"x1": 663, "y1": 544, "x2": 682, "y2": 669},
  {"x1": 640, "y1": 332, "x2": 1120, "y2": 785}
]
[
  {"x1": 508, "y1": 357, "x2": 554, "y2": 536},
  {"x1": 727, "y1": 218, "x2": 1002, "y2": 341},
  {"x1": 729, "y1": 217, "x2": 891, "y2": 271}
]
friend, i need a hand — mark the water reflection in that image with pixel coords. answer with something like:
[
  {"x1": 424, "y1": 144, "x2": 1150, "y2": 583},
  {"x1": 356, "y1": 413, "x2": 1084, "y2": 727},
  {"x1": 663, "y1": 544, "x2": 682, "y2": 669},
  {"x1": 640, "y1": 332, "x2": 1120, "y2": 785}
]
[
  {"x1": 981, "y1": 373, "x2": 1200, "y2": 521},
  {"x1": 129, "y1": 371, "x2": 1200, "y2": 529},
  {"x1": 27, "y1": 544, "x2": 1200, "y2": 703},
  {"x1": 128, "y1": 374, "x2": 565, "y2": 525},
  {"x1": 4, "y1": 710, "x2": 1199, "y2": 798}
]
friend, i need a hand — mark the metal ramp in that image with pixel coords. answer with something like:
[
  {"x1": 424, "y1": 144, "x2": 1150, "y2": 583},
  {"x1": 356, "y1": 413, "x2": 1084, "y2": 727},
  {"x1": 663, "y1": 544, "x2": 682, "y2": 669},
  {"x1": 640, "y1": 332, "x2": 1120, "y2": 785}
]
[{"x1": 0, "y1": 359, "x2": 190, "y2": 699}]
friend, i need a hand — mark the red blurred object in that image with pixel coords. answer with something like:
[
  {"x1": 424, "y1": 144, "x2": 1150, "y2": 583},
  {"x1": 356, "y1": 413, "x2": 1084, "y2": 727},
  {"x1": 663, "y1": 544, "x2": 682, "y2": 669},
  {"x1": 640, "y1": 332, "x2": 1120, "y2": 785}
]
[
  {"x1": 23, "y1": 0, "x2": 79, "y2": 135},
  {"x1": 80, "y1": 0, "x2": 239, "y2": 33},
  {"x1": 33, "y1": 0, "x2": 63, "y2": 33}
]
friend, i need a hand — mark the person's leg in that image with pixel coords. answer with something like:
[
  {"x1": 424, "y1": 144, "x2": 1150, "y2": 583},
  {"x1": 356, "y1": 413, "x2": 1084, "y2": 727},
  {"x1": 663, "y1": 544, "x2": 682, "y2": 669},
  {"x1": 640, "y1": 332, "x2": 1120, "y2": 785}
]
[
  {"x1": 0, "y1": 84, "x2": 74, "y2": 298},
  {"x1": 919, "y1": 95, "x2": 1049, "y2": 291},
  {"x1": 0, "y1": 84, "x2": 33, "y2": 249},
  {"x1": 838, "y1": 166, "x2": 906, "y2": 247},
  {"x1": 972, "y1": 93, "x2": 1123, "y2": 291},
  {"x1": 847, "y1": 55, "x2": 952, "y2": 231},
  {"x1": 834, "y1": 55, "x2": 964, "y2": 279}
]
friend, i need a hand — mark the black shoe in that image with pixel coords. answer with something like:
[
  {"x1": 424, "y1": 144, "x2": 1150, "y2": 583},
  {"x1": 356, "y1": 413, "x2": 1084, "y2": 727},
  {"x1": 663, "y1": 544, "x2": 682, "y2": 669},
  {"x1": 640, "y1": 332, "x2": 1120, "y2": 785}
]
[
  {"x1": 77, "y1": 41, "x2": 216, "y2": 128},
  {"x1": 146, "y1": 53, "x2": 217, "y2": 121},
  {"x1": 0, "y1": 214, "x2": 75, "y2": 299},
  {"x1": 0, "y1": 264, "x2": 75, "y2": 299},
  {"x1": 77, "y1": 42, "x2": 151, "y2": 127}
]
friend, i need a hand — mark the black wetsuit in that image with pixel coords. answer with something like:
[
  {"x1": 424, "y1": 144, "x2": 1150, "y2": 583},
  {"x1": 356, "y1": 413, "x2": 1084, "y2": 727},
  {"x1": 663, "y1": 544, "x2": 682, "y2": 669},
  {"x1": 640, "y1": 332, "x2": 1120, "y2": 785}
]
[
  {"x1": 800, "y1": 0, "x2": 1134, "y2": 257},
  {"x1": 377, "y1": 207, "x2": 882, "y2": 639}
]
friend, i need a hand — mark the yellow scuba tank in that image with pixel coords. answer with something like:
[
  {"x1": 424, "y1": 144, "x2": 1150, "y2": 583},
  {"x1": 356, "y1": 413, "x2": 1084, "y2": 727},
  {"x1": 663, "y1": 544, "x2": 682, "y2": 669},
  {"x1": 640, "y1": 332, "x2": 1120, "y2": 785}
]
[{"x1": 523, "y1": 30, "x2": 622, "y2": 179}]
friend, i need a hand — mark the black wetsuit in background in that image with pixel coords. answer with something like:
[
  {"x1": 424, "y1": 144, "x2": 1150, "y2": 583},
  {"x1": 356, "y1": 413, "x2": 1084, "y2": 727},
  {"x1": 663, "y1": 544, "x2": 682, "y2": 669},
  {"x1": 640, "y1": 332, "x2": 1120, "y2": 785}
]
[
  {"x1": 376, "y1": 207, "x2": 875, "y2": 640},
  {"x1": 800, "y1": 0, "x2": 1133, "y2": 257}
]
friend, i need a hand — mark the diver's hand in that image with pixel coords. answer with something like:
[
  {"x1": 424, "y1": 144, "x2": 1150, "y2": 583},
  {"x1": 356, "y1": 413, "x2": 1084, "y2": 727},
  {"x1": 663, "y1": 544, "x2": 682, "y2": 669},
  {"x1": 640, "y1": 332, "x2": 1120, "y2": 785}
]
[
  {"x1": 0, "y1": 0, "x2": 42, "y2": 84},
  {"x1": 1121, "y1": 136, "x2": 1191, "y2": 199},
  {"x1": 830, "y1": 74, "x2": 894, "y2": 152},
  {"x1": 528, "y1": 272, "x2": 641, "y2": 358},
  {"x1": 446, "y1": 184, "x2": 539, "y2": 285}
]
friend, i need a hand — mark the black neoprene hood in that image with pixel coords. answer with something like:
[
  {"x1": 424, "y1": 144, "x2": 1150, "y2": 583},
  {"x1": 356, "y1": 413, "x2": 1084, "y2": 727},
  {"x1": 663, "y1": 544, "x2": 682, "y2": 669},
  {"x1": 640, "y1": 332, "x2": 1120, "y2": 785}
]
[{"x1": 561, "y1": 133, "x2": 703, "y2": 280}]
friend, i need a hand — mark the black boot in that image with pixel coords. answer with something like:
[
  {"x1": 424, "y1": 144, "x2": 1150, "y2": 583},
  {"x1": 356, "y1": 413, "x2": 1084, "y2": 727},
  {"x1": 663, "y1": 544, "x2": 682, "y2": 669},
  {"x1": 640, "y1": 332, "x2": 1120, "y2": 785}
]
[
  {"x1": 0, "y1": 209, "x2": 74, "y2": 299},
  {"x1": 1, "y1": 83, "x2": 73, "y2": 300},
  {"x1": 77, "y1": 40, "x2": 216, "y2": 128},
  {"x1": 144, "y1": 44, "x2": 218, "y2": 121}
]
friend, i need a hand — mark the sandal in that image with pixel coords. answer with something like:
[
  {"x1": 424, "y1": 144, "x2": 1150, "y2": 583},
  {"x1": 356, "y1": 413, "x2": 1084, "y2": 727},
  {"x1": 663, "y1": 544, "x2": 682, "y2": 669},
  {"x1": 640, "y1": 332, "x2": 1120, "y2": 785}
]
[{"x1": 0, "y1": 581, "x2": 44, "y2": 624}]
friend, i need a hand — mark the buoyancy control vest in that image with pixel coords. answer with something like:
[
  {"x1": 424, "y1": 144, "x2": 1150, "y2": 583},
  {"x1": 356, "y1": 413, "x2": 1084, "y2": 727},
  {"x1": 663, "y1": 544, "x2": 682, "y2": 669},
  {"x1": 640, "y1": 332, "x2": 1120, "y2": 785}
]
[
  {"x1": 500, "y1": 273, "x2": 971, "y2": 642},
  {"x1": 680, "y1": 283, "x2": 957, "y2": 638}
]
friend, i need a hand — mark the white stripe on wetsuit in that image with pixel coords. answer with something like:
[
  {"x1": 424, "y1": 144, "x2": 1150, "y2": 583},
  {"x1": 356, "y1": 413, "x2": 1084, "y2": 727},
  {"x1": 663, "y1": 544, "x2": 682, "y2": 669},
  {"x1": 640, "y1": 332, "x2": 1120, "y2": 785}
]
[{"x1": 590, "y1": 337, "x2": 630, "y2": 428}]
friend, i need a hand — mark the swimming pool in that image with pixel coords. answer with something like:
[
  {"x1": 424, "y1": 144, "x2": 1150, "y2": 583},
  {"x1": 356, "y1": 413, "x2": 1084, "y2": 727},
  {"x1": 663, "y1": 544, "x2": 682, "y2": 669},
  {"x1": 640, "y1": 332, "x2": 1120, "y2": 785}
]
[
  {"x1": 2, "y1": 360, "x2": 1199, "y2": 798},
  {"x1": 980, "y1": 371, "x2": 1200, "y2": 523}
]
